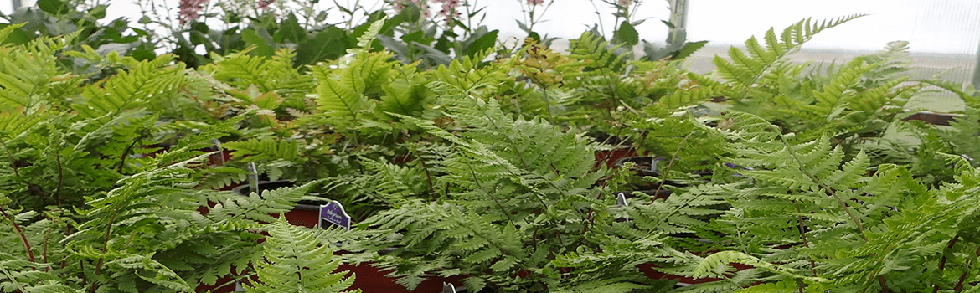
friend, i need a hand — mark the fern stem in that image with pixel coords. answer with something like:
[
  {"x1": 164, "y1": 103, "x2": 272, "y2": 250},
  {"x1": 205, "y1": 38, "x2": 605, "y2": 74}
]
[
  {"x1": 655, "y1": 132, "x2": 692, "y2": 196},
  {"x1": 793, "y1": 200, "x2": 817, "y2": 276},
  {"x1": 0, "y1": 135, "x2": 20, "y2": 177},
  {"x1": 116, "y1": 137, "x2": 141, "y2": 173},
  {"x1": 415, "y1": 151, "x2": 436, "y2": 199},
  {"x1": 541, "y1": 87, "x2": 554, "y2": 124},
  {"x1": 779, "y1": 139, "x2": 868, "y2": 239},
  {"x1": 952, "y1": 244, "x2": 980, "y2": 292},
  {"x1": 463, "y1": 157, "x2": 516, "y2": 224},
  {"x1": 932, "y1": 235, "x2": 959, "y2": 293},
  {"x1": 43, "y1": 227, "x2": 51, "y2": 271},
  {"x1": 1, "y1": 205, "x2": 35, "y2": 263}
]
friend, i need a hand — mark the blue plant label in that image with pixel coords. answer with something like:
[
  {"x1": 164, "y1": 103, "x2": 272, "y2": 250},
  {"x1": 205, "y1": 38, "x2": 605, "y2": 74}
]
[
  {"x1": 442, "y1": 283, "x2": 457, "y2": 293},
  {"x1": 615, "y1": 192, "x2": 629, "y2": 207},
  {"x1": 319, "y1": 201, "x2": 351, "y2": 231}
]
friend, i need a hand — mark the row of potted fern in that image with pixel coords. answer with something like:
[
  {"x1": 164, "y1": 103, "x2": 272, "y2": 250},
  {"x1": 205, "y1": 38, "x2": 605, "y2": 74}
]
[{"x1": 3, "y1": 9, "x2": 980, "y2": 293}]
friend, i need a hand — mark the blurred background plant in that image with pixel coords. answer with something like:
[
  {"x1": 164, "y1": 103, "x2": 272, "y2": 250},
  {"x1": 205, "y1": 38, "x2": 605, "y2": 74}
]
[
  {"x1": 378, "y1": 0, "x2": 498, "y2": 68},
  {"x1": 0, "y1": 0, "x2": 154, "y2": 71},
  {"x1": 133, "y1": 0, "x2": 391, "y2": 68},
  {"x1": 514, "y1": 0, "x2": 555, "y2": 45}
]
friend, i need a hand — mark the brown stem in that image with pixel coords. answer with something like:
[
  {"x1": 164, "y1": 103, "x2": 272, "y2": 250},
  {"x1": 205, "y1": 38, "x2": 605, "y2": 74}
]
[
  {"x1": 952, "y1": 245, "x2": 980, "y2": 292},
  {"x1": 416, "y1": 152, "x2": 436, "y2": 199},
  {"x1": 933, "y1": 235, "x2": 959, "y2": 293},
  {"x1": 1, "y1": 206, "x2": 34, "y2": 263},
  {"x1": 116, "y1": 138, "x2": 141, "y2": 173},
  {"x1": 0, "y1": 135, "x2": 20, "y2": 177},
  {"x1": 878, "y1": 275, "x2": 888, "y2": 293}
]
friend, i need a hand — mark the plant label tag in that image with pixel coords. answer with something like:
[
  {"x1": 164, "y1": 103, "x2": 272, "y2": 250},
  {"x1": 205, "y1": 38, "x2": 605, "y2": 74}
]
[
  {"x1": 442, "y1": 283, "x2": 456, "y2": 293},
  {"x1": 247, "y1": 162, "x2": 260, "y2": 194},
  {"x1": 319, "y1": 201, "x2": 351, "y2": 230},
  {"x1": 615, "y1": 192, "x2": 629, "y2": 207}
]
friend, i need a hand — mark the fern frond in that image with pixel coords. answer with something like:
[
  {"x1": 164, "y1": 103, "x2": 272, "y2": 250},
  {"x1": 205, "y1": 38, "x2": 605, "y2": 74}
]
[
  {"x1": 246, "y1": 219, "x2": 357, "y2": 293},
  {"x1": 224, "y1": 139, "x2": 300, "y2": 162},
  {"x1": 431, "y1": 49, "x2": 504, "y2": 95},
  {"x1": 568, "y1": 31, "x2": 627, "y2": 73},
  {"x1": 715, "y1": 14, "x2": 867, "y2": 100},
  {"x1": 208, "y1": 180, "x2": 321, "y2": 224},
  {"x1": 0, "y1": 27, "x2": 74, "y2": 111},
  {"x1": 73, "y1": 56, "x2": 186, "y2": 119},
  {"x1": 348, "y1": 19, "x2": 385, "y2": 56}
]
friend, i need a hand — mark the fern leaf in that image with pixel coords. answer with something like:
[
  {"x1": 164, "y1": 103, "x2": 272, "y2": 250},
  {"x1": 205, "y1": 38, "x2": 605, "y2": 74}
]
[
  {"x1": 74, "y1": 56, "x2": 186, "y2": 119},
  {"x1": 224, "y1": 139, "x2": 300, "y2": 162},
  {"x1": 349, "y1": 19, "x2": 385, "y2": 55},
  {"x1": 246, "y1": 218, "x2": 357, "y2": 293},
  {"x1": 715, "y1": 14, "x2": 867, "y2": 100},
  {"x1": 568, "y1": 31, "x2": 627, "y2": 73}
]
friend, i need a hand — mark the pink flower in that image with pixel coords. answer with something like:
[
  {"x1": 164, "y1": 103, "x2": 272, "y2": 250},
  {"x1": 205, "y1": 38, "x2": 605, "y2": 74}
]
[
  {"x1": 527, "y1": 0, "x2": 544, "y2": 5},
  {"x1": 178, "y1": 0, "x2": 209, "y2": 23},
  {"x1": 432, "y1": 0, "x2": 461, "y2": 23},
  {"x1": 394, "y1": 0, "x2": 432, "y2": 18},
  {"x1": 257, "y1": 0, "x2": 275, "y2": 11},
  {"x1": 619, "y1": 0, "x2": 631, "y2": 6}
]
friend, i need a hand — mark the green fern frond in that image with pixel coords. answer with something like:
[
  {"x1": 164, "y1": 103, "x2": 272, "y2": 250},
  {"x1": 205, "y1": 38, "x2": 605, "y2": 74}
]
[
  {"x1": 313, "y1": 52, "x2": 397, "y2": 126},
  {"x1": 208, "y1": 181, "x2": 321, "y2": 224},
  {"x1": 715, "y1": 14, "x2": 867, "y2": 100},
  {"x1": 348, "y1": 19, "x2": 385, "y2": 56},
  {"x1": 431, "y1": 49, "x2": 503, "y2": 95},
  {"x1": 568, "y1": 31, "x2": 627, "y2": 73},
  {"x1": 73, "y1": 56, "x2": 186, "y2": 119},
  {"x1": 224, "y1": 139, "x2": 300, "y2": 162},
  {"x1": 246, "y1": 219, "x2": 358, "y2": 293},
  {"x1": 802, "y1": 57, "x2": 873, "y2": 119},
  {"x1": 212, "y1": 50, "x2": 268, "y2": 91},
  {"x1": 0, "y1": 258, "x2": 74, "y2": 293},
  {"x1": 0, "y1": 28, "x2": 75, "y2": 111},
  {"x1": 378, "y1": 65, "x2": 430, "y2": 117}
]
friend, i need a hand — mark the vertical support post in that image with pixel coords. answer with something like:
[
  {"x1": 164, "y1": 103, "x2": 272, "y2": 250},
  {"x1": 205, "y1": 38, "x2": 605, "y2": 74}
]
[
  {"x1": 666, "y1": 0, "x2": 690, "y2": 47},
  {"x1": 972, "y1": 38, "x2": 980, "y2": 93}
]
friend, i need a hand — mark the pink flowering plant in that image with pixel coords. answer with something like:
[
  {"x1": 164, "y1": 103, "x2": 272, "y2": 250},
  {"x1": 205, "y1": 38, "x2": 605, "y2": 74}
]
[
  {"x1": 515, "y1": 0, "x2": 556, "y2": 42},
  {"x1": 380, "y1": 0, "x2": 499, "y2": 68},
  {"x1": 587, "y1": 0, "x2": 644, "y2": 47},
  {"x1": 131, "y1": 0, "x2": 394, "y2": 68}
]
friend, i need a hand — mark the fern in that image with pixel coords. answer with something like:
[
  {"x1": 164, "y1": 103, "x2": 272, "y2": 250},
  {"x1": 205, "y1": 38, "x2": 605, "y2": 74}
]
[
  {"x1": 659, "y1": 111, "x2": 980, "y2": 291},
  {"x1": 360, "y1": 84, "x2": 612, "y2": 291},
  {"x1": 210, "y1": 48, "x2": 314, "y2": 98},
  {"x1": 312, "y1": 51, "x2": 396, "y2": 124},
  {"x1": 714, "y1": 14, "x2": 867, "y2": 101},
  {"x1": 245, "y1": 219, "x2": 357, "y2": 293},
  {"x1": 224, "y1": 138, "x2": 300, "y2": 162},
  {"x1": 0, "y1": 24, "x2": 77, "y2": 112},
  {"x1": 568, "y1": 31, "x2": 627, "y2": 74},
  {"x1": 431, "y1": 48, "x2": 505, "y2": 96},
  {"x1": 72, "y1": 55, "x2": 186, "y2": 119}
]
